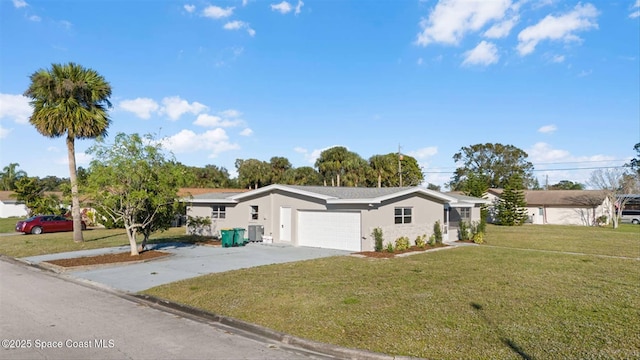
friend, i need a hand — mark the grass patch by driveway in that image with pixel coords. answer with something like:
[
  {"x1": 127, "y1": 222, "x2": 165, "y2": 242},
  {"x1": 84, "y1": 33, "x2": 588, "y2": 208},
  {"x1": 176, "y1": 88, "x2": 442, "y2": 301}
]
[
  {"x1": 0, "y1": 227, "x2": 191, "y2": 258},
  {"x1": 0, "y1": 217, "x2": 24, "y2": 233},
  {"x1": 143, "y1": 226, "x2": 640, "y2": 359}
]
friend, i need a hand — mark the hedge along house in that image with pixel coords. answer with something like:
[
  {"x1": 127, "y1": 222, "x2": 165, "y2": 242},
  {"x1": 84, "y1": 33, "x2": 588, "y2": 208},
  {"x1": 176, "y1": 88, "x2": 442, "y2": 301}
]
[
  {"x1": 185, "y1": 185, "x2": 488, "y2": 252},
  {"x1": 486, "y1": 189, "x2": 611, "y2": 226}
]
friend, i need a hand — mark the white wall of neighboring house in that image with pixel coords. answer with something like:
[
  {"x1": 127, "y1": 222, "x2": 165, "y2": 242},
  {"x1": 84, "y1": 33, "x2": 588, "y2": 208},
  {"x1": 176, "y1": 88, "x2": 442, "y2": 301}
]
[{"x1": 0, "y1": 201, "x2": 28, "y2": 218}]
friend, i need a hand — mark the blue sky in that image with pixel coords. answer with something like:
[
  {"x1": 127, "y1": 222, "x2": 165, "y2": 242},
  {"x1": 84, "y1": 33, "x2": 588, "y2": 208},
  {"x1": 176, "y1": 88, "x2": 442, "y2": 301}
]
[{"x1": 1, "y1": 0, "x2": 639, "y2": 189}]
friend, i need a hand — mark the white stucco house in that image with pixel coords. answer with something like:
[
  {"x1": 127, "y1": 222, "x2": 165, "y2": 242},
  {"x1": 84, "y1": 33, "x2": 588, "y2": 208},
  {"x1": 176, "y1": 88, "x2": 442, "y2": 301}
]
[
  {"x1": 0, "y1": 191, "x2": 28, "y2": 218},
  {"x1": 486, "y1": 189, "x2": 610, "y2": 226},
  {"x1": 184, "y1": 185, "x2": 488, "y2": 252}
]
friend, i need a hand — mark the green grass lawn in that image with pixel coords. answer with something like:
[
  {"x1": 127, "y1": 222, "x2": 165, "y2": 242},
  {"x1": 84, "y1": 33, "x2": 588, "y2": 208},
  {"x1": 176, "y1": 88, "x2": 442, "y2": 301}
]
[
  {"x1": 0, "y1": 226, "x2": 191, "y2": 258},
  {"x1": 0, "y1": 217, "x2": 25, "y2": 233},
  {"x1": 143, "y1": 224, "x2": 640, "y2": 359}
]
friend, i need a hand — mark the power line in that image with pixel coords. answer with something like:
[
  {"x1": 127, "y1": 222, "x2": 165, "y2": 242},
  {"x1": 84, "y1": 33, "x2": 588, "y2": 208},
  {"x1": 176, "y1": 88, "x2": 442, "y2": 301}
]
[{"x1": 423, "y1": 165, "x2": 627, "y2": 174}]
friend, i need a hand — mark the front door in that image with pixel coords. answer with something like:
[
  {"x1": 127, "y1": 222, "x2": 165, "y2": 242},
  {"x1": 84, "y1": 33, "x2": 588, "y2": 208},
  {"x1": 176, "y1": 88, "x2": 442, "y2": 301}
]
[{"x1": 279, "y1": 207, "x2": 291, "y2": 242}]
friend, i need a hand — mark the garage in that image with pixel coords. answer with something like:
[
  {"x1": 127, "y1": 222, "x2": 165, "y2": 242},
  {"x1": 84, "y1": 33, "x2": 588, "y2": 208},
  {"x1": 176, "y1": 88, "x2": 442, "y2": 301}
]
[{"x1": 297, "y1": 211, "x2": 361, "y2": 251}]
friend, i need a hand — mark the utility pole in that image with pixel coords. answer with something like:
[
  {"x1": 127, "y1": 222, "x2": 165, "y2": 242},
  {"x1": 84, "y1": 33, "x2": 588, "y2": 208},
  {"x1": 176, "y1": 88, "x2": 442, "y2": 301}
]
[{"x1": 398, "y1": 144, "x2": 403, "y2": 187}]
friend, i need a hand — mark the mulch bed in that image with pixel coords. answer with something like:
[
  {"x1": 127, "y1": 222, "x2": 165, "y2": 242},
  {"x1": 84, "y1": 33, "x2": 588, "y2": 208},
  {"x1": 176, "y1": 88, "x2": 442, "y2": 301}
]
[
  {"x1": 44, "y1": 250, "x2": 170, "y2": 268},
  {"x1": 354, "y1": 244, "x2": 448, "y2": 258}
]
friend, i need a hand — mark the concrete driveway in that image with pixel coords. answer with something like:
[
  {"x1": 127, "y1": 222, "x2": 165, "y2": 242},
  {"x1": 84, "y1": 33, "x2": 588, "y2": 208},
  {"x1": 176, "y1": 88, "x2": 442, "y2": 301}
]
[{"x1": 22, "y1": 242, "x2": 350, "y2": 293}]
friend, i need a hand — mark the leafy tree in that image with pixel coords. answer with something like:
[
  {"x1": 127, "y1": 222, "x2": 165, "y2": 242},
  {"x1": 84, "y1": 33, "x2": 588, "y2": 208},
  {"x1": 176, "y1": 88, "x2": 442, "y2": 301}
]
[
  {"x1": 13, "y1": 177, "x2": 62, "y2": 216},
  {"x1": 495, "y1": 174, "x2": 528, "y2": 226},
  {"x1": 236, "y1": 159, "x2": 270, "y2": 189},
  {"x1": 283, "y1": 166, "x2": 322, "y2": 185},
  {"x1": 269, "y1": 156, "x2": 292, "y2": 184},
  {"x1": 86, "y1": 133, "x2": 180, "y2": 256},
  {"x1": 368, "y1": 153, "x2": 423, "y2": 187},
  {"x1": 24, "y1": 62, "x2": 112, "y2": 243},
  {"x1": 588, "y1": 168, "x2": 638, "y2": 229},
  {"x1": 315, "y1": 146, "x2": 365, "y2": 187},
  {"x1": 0, "y1": 163, "x2": 28, "y2": 190},
  {"x1": 39, "y1": 175, "x2": 69, "y2": 191},
  {"x1": 182, "y1": 164, "x2": 233, "y2": 188},
  {"x1": 369, "y1": 154, "x2": 396, "y2": 187},
  {"x1": 548, "y1": 180, "x2": 585, "y2": 190},
  {"x1": 625, "y1": 143, "x2": 640, "y2": 176},
  {"x1": 449, "y1": 143, "x2": 534, "y2": 191},
  {"x1": 426, "y1": 183, "x2": 441, "y2": 191}
]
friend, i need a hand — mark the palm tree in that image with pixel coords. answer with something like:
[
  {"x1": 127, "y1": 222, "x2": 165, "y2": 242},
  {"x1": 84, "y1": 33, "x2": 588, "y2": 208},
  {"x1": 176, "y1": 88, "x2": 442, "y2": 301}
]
[
  {"x1": 0, "y1": 163, "x2": 28, "y2": 190},
  {"x1": 24, "y1": 63, "x2": 112, "y2": 242}
]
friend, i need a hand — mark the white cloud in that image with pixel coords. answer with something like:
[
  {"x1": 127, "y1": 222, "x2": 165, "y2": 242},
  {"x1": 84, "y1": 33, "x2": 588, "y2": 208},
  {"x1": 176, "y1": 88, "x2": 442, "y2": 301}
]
[
  {"x1": 462, "y1": 41, "x2": 499, "y2": 66},
  {"x1": 271, "y1": 1, "x2": 293, "y2": 14},
  {"x1": 118, "y1": 98, "x2": 159, "y2": 119},
  {"x1": 551, "y1": 54, "x2": 565, "y2": 63},
  {"x1": 220, "y1": 109, "x2": 242, "y2": 118},
  {"x1": 12, "y1": 0, "x2": 27, "y2": 8},
  {"x1": 193, "y1": 114, "x2": 242, "y2": 127},
  {"x1": 415, "y1": 0, "x2": 513, "y2": 46},
  {"x1": 517, "y1": 3, "x2": 599, "y2": 56},
  {"x1": 417, "y1": 57, "x2": 424, "y2": 65},
  {"x1": 0, "y1": 93, "x2": 32, "y2": 124},
  {"x1": 203, "y1": 5, "x2": 234, "y2": 19},
  {"x1": 162, "y1": 129, "x2": 239, "y2": 157},
  {"x1": 224, "y1": 20, "x2": 244, "y2": 30},
  {"x1": 29, "y1": 15, "x2": 41, "y2": 22},
  {"x1": 184, "y1": 4, "x2": 196, "y2": 13},
  {"x1": 223, "y1": 20, "x2": 256, "y2": 36},
  {"x1": 242, "y1": 0, "x2": 249, "y2": 6},
  {"x1": 408, "y1": 146, "x2": 438, "y2": 159},
  {"x1": 160, "y1": 96, "x2": 208, "y2": 121},
  {"x1": 0, "y1": 126, "x2": 11, "y2": 139},
  {"x1": 527, "y1": 142, "x2": 618, "y2": 187},
  {"x1": 538, "y1": 124, "x2": 557, "y2": 134},
  {"x1": 47, "y1": 146, "x2": 60, "y2": 152},
  {"x1": 631, "y1": 0, "x2": 640, "y2": 19},
  {"x1": 295, "y1": 0, "x2": 304, "y2": 15},
  {"x1": 240, "y1": 128, "x2": 253, "y2": 136},
  {"x1": 483, "y1": 15, "x2": 518, "y2": 38},
  {"x1": 55, "y1": 152, "x2": 92, "y2": 166}
]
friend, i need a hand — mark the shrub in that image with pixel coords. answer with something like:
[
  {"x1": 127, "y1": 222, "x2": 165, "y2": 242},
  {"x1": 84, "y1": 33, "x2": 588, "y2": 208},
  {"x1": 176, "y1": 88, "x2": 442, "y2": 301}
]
[
  {"x1": 428, "y1": 234, "x2": 436, "y2": 246},
  {"x1": 415, "y1": 234, "x2": 426, "y2": 248},
  {"x1": 187, "y1": 216, "x2": 212, "y2": 236},
  {"x1": 596, "y1": 215, "x2": 607, "y2": 227},
  {"x1": 373, "y1": 227, "x2": 384, "y2": 252},
  {"x1": 385, "y1": 242, "x2": 395, "y2": 253},
  {"x1": 458, "y1": 221, "x2": 470, "y2": 241},
  {"x1": 433, "y1": 220, "x2": 443, "y2": 244},
  {"x1": 395, "y1": 236, "x2": 410, "y2": 251},
  {"x1": 469, "y1": 221, "x2": 485, "y2": 244}
]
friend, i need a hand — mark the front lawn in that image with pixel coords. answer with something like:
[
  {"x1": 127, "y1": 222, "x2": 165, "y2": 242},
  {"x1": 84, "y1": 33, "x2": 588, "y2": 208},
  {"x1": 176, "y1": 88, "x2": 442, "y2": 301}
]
[
  {"x1": 0, "y1": 226, "x2": 191, "y2": 258},
  {"x1": 143, "y1": 225, "x2": 640, "y2": 359}
]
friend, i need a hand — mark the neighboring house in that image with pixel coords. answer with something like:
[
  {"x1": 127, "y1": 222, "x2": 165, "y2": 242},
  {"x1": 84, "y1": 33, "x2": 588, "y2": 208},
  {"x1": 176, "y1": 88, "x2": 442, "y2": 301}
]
[
  {"x1": 0, "y1": 191, "x2": 28, "y2": 218},
  {"x1": 486, "y1": 189, "x2": 610, "y2": 226},
  {"x1": 185, "y1": 185, "x2": 488, "y2": 252}
]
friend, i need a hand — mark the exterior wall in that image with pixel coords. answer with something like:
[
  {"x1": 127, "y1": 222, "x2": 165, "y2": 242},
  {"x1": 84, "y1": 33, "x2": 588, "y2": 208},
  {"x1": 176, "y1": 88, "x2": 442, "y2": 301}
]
[
  {"x1": 528, "y1": 204, "x2": 608, "y2": 226},
  {"x1": 0, "y1": 201, "x2": 28, "y2": 218},
  {"x1": 186, "y1": 190, "x2": 453, "y2": 251},
  {"x1": 360, "y1": 193, "x2": 446, "y2": 251}
]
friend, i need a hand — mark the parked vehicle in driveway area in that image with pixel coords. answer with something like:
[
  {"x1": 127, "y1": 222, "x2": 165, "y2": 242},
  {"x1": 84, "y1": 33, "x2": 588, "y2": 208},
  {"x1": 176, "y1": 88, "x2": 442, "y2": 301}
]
[
  {"x1": 620, "y1": 210, "x2": 640, "y2": 225},
  {"x1": 15, "y1": 215, "x2": 87, "y2": 235}
]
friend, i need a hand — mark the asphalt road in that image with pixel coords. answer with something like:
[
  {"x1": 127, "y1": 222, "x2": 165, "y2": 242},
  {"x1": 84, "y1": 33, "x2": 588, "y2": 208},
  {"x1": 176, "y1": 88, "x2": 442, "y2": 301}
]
[{"x1": 0, "y1": 258, "x2": 335, "y2": 360}]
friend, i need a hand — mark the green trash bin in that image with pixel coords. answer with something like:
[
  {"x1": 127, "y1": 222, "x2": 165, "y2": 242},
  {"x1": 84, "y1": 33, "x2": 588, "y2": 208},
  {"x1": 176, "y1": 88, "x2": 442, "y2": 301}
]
[
  {"x1": 221, "y1": 229, "x2": 234, "y2": 248},
  {"x1": 233, "y1": 228, "x2": 246, "y2": 246}
]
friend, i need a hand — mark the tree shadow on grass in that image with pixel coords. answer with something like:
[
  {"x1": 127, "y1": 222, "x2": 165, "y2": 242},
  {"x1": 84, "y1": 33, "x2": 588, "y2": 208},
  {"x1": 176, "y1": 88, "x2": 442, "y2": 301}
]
[{"x1": 470, "y1": 302, "x2": 534, "y2": 360}]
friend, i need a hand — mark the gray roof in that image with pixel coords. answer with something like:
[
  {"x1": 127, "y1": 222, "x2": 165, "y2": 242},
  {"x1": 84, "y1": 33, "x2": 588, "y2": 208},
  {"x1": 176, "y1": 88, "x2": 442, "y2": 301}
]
[
  {"x1": 488, "y1": 189, "x2": 607, "y2": 206},
  {"x1": 284, "y1": 185, "x2": 415, "y2": 199}
]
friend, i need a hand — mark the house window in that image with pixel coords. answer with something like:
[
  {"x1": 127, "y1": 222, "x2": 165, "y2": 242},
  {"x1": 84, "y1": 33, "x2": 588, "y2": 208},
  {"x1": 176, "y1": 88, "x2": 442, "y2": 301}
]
[
  {"x1": 212, "y1": 205, "x2": 226, "y2": 219},
  {"x1": 538, "y1": 207, "x2": 544, "y2": 216},
  {"x1": 460, "y1": 208, "x2": 471, "y2": 220},
  {"x1": 395, "y1": 207, "x2": 412, "y2": 224},
  {"x1": 251, "y1": 205, "x2": 259, "y2": 220}
]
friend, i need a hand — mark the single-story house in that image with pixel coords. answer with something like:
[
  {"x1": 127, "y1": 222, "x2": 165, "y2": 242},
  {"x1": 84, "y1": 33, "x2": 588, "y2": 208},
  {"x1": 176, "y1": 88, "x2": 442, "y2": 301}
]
[
  {"x1": 486, "y1": 189, "x2": 611, "y2": 226},
  {"x1": 0, "y1": 191, "x2": 28, "y2": 218},
  {"x1": 185, "y1": 185, "x2": 488, "y2": 252}
]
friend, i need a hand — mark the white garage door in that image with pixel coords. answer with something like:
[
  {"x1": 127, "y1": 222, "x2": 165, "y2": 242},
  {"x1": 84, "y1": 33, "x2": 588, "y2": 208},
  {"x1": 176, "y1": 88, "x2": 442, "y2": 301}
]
[{"x1": 297, "y1": 211, "x2": 361, "y2": 251}]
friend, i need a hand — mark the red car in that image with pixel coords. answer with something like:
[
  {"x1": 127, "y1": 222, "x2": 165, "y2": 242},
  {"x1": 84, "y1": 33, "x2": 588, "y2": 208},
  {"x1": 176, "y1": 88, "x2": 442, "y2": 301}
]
[{"x1": 15, "y1": 215, "x2": 87, "y2": 235}]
